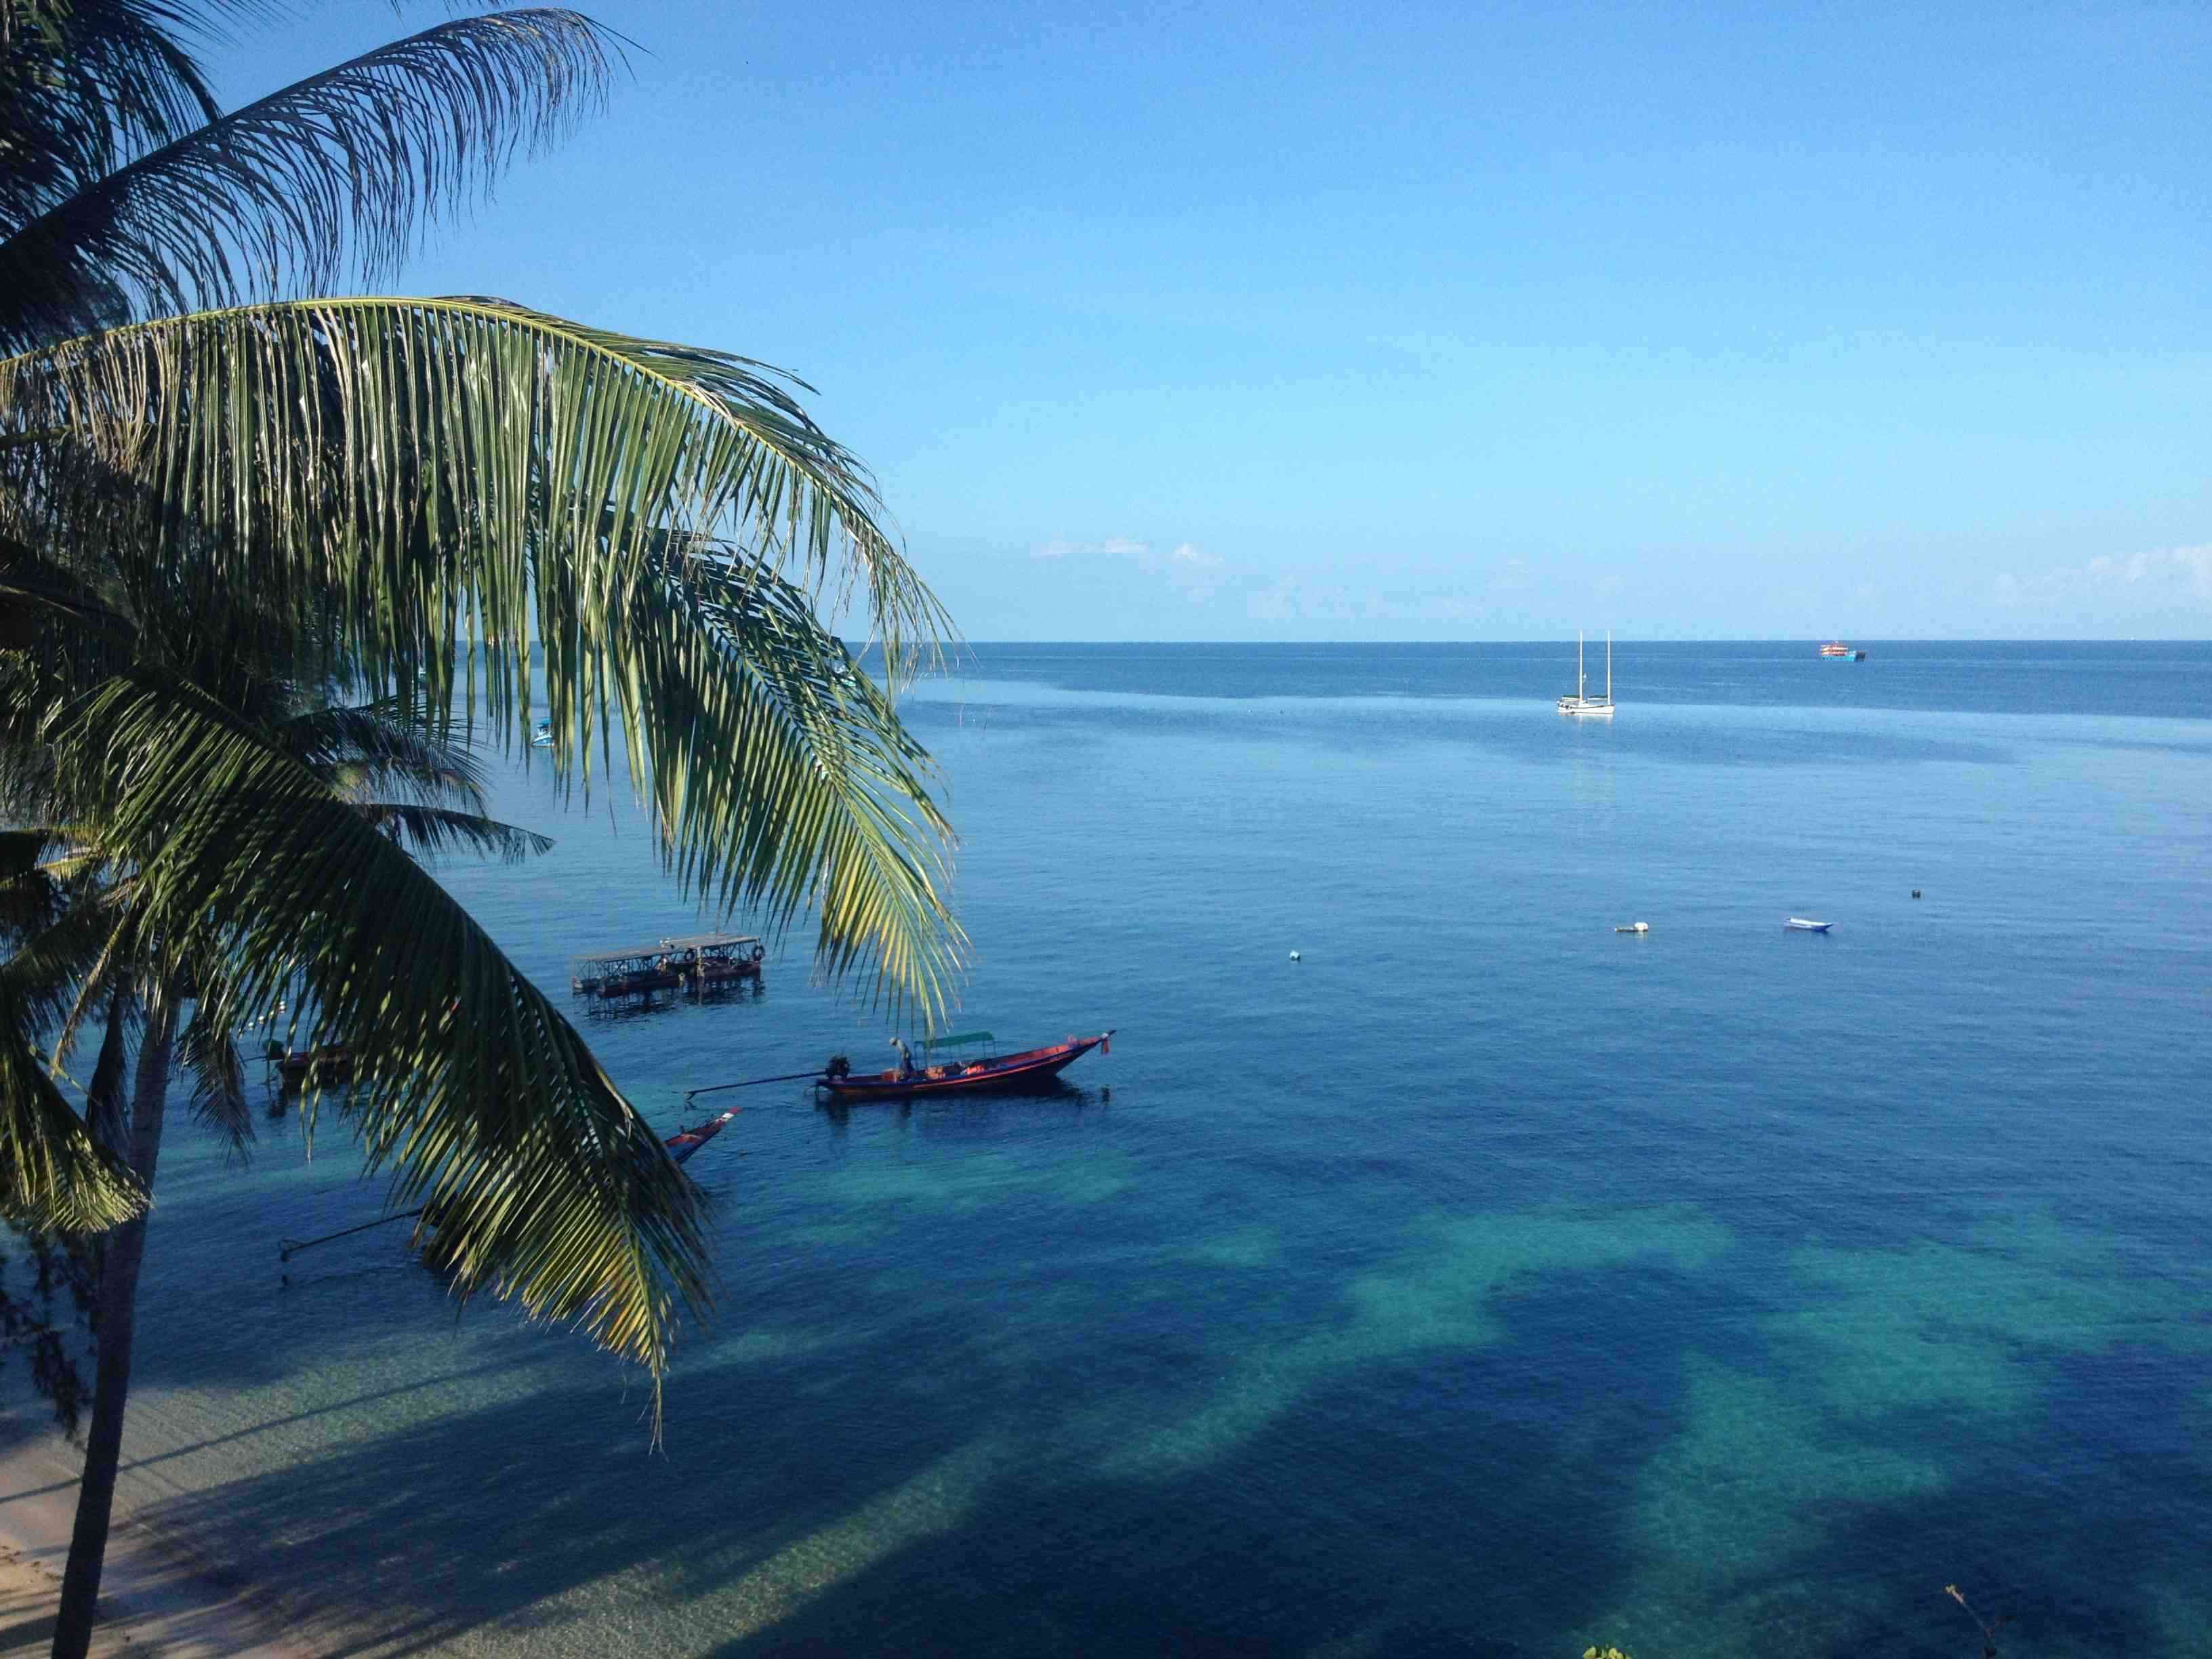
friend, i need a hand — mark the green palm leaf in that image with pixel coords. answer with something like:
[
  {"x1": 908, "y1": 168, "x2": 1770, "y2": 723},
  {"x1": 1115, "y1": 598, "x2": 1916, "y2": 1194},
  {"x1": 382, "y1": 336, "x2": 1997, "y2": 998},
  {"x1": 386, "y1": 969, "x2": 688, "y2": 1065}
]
[
  {"x1": 355, "y1": 802, "x2": 552, "y2": 865},
  {"x1": 50, "y1": 664, "x2": 710, "y2": 1387},
  {"x1": 276, "y1": 697, "x2": 492, "y2": 806},
  {"x1": 610, "y1": 544, "x2": 966, "y2": 1019},
  {"x1": 176, "y1": 1002, "x2": 251, "y2": 1156},
  {"x1": 1, "y1": 9, "x2": 619, "y2": 350},
  {"x1": 0, "y1": 2, "x2": 222, "y2": 302},
  {"x1": 0, "y1": 966, "x2": 144, "y2": 1231},
  {"x1": 3, "y1": 293, "x2": 964, "y2": 1017}
]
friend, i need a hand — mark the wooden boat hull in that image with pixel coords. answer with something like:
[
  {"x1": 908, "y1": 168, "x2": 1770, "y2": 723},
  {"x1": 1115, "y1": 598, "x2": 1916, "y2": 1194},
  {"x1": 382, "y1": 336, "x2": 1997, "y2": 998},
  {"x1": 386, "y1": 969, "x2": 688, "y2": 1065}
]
[
  {"x1": 665, "y1": 1108, "x2": 739, "y2": 1165},
  {"x1": 274, "y1": 1047, "x2": 353, "y2": 1089},
  {"x1": 819, "y1": 1033, "x2": 1111, "y2": 1102}
]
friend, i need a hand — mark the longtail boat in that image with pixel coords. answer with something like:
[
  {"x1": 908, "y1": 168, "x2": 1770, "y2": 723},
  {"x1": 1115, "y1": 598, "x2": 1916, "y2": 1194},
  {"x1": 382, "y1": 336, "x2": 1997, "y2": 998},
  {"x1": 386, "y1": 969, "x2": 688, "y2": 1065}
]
[
  {"x1": 817, "y1": 1029, "x2": 1113, "y2": 1102},
  {"x1": 665, "y1": 1107, "x2": 740, "y2": 1164}
]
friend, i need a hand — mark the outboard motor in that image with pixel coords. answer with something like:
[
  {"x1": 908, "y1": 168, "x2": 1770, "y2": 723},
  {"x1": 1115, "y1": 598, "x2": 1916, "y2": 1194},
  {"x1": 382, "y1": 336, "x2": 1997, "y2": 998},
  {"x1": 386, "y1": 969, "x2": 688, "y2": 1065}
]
[{"x1": 824, "y1": 1054, "x2": 851, "y2": 1082}]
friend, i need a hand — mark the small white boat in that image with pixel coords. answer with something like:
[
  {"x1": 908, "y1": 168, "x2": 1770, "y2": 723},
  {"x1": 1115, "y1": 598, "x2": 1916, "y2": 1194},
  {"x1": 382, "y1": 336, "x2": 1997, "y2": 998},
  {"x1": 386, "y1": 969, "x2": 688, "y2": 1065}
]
[
  {"x1": 531, "y1": 719, "x2": 554, "y2": 749},
  {"x1": 1784, "y1": 917, "x2": 1832, "y2": 932},
  {"x1": 1557, "y1": 630, "x2": 1615, "y2": 717},
  {"x1": 1614, "y1": 922, "x2": 1650, "y2": 934}
]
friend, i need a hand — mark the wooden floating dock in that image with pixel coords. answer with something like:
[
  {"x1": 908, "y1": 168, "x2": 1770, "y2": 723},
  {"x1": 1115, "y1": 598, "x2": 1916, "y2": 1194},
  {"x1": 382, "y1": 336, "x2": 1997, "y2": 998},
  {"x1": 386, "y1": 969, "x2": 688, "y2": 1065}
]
[{"x1": 569, "y1": 933, "x2": 765, "y2": 1002}]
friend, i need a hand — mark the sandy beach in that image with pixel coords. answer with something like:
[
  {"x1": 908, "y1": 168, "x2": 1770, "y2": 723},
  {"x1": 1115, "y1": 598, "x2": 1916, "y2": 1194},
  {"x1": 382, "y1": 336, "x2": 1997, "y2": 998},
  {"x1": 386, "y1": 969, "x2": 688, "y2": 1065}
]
[{"x1": 0, "y1": 1431, "x2": 307, "y2": 1659}]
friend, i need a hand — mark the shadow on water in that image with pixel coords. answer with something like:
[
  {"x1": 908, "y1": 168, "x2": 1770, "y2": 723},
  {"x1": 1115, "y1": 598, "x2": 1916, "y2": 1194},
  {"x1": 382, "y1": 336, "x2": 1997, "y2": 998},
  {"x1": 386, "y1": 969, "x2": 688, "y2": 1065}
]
[
  {"x1": 76, "y1": 1211, "x2": 2209, "y2": 1658},
  {"x1": 692, "y1": 1269, "x2": 1753, "y2": 1659},
  {"x1": 0, "y1": 1361, "x2": 538, "y2": 1507},
  {"x1": 1742, "y1": 1346, "x2": 2211, "y2": 1659},
  {"x1": 90, "y1": 1254, "x2": 1872, "y2": 1656}
]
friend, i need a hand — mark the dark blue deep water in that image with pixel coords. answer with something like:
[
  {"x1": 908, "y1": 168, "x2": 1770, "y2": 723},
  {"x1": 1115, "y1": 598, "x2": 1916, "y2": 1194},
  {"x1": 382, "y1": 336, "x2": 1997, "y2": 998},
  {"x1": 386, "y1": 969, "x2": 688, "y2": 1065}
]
[{"x1": 37, "y1": 643, "x2": 2212, "y2": 1656}]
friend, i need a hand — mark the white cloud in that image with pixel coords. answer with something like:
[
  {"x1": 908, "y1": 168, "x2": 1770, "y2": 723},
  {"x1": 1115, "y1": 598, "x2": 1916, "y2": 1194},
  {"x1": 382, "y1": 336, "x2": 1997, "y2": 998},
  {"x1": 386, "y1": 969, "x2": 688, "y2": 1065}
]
[
  {"x1": 1031, "y1": 535, "x2": 1151, "y2": 560},
  {"x1": 1994, "y1": 544, "x2": 2212, "y2": 611},
  {"x1": 1163, "y1": 544, "x2": 1227, "y2": 602},
  {"x1": 1026, "y1": 534, "x2": 1229, "y2": 603}
]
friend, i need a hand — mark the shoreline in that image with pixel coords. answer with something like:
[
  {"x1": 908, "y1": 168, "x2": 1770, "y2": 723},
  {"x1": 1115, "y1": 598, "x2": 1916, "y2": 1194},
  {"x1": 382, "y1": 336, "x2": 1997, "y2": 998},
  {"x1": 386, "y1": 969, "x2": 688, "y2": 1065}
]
[{"x1": 0, "y1": 1429, "x2": 312, "y2": 1658}]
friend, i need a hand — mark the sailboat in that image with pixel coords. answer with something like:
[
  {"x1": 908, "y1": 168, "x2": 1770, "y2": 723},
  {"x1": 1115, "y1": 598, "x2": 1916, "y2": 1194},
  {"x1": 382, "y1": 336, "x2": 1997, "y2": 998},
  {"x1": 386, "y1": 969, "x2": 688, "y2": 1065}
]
[{"x1": 1557, "y1": 630, "x2": 1616, "y2": 718}]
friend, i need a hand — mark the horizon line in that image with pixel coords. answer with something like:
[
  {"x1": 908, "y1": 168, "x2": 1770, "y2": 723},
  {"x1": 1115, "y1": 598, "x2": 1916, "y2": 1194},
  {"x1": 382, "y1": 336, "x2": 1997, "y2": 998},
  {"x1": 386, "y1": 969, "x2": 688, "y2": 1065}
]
[{"x1": 841, "y1": 636, "x2": 2212, "y2": 647}]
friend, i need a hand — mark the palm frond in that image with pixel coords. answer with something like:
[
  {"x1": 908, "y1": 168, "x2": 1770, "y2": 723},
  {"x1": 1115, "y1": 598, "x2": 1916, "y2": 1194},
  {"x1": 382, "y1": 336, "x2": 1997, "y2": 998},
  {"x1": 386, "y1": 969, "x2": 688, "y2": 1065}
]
[
  {"x1": 177, "y1": 1004, "x2": 251, "y2": 1156},
  {"x1": 0, "y1": 9, "x2": 619, "y2": 350},
  {"x1": 0, "y1": 827, "x2": 62, "y2": 937},
  {"x1": 279, "y1": 697, "x2": 489, "y2": 808},
  {"x1": 612, "y1": 546, "x2": 966, "y2": 1023},
  {"x1": 49, "y1": 665, "x2": 710, "y2": 1384},
  {"x1": 0, "y1": 811, "x2": 139, "y2": 1084},
  {"x1": 0, "y1": 532, "x2": 140, "y2": 673},
  {"x1": 0, "y1": 964, "x2": 144, "y2": 1231},
  {"x1": 3, "y1": 295, "x2": 962, "y2": 1014},
  {"x1": 0, "y1": 1, "x2": 222, "y2": 242},
  {"x1": 357, "y1": 801, "x2": 551, "y2": 865},
  {"x1": 0, "y1": 863, "x2": 129, "y2": 1055}
]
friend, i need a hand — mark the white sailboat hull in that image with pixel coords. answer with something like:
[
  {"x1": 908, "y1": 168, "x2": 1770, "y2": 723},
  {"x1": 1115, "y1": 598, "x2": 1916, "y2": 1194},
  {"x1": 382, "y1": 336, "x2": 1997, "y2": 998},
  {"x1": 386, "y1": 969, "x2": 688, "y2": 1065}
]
[{"x1": 1558, "y1": 630, "x2": 1616, "y2": 715}]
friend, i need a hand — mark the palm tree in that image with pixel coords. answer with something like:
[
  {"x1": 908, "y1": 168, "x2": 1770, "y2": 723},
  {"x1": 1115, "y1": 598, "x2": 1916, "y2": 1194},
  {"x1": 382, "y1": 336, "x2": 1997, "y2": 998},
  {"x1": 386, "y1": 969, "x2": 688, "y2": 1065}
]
[
  {"x1": 0, "y1": 5, "x2": 966, "y2": 1654},
  {"x1": 5, "y1": 605, "x2": 559, "y2": 1656}
]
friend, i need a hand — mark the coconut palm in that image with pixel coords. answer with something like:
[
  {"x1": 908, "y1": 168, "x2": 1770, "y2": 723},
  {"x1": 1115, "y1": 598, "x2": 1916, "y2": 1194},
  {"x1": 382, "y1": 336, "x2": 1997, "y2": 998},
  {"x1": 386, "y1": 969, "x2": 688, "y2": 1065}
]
[
  {"x1": 0, "y1": 5, "x2": 964, "y2": 1654},
  {"x1": 3, "y1": 605, "x2": 560, "y2": 1658}
]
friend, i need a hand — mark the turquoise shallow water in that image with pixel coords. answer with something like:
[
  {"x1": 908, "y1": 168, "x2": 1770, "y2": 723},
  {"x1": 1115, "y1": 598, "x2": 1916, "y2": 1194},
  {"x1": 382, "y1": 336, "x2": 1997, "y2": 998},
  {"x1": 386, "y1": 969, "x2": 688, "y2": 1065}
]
[{"x1": 16, "y1": 642, "x2": 2212, "y2": 1657}]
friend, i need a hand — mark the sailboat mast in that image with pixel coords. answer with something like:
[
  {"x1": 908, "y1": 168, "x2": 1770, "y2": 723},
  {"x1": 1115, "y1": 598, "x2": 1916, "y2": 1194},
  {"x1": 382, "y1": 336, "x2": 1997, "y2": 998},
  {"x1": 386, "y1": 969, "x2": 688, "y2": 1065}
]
[
  {"x1": 1578, "y1": 630, "x2": 1585, "y2": 700},
  {"x1": 1606, "y1": 632, "x2": 1612, "y2": 701}
]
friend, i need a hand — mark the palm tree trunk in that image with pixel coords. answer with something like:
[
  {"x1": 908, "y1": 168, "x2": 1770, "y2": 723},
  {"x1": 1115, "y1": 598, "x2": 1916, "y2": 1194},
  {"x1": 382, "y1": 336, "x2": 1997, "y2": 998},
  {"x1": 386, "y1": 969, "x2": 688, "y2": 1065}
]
[
  {"x1": 83, "y1": 989, "x2": 129, "y2": 1153},
  {"x1": 50, "y1": 992, "x2": 177, "y2": 1659}
]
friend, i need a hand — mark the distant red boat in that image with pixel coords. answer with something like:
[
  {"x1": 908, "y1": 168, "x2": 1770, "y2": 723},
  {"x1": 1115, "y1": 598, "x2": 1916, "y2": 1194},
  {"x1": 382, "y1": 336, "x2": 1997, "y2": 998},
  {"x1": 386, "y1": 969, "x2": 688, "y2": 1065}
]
[{"x1": 817, "y1": 1030, "x2": 1113, "y2": 1102}]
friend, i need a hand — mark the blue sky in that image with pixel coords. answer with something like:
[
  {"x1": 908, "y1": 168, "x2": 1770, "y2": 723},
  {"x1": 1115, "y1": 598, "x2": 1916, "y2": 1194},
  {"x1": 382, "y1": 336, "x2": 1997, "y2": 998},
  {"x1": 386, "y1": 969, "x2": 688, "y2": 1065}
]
[{"x1": 218, "y1": 2, "x2": 2209, "y2": 639}]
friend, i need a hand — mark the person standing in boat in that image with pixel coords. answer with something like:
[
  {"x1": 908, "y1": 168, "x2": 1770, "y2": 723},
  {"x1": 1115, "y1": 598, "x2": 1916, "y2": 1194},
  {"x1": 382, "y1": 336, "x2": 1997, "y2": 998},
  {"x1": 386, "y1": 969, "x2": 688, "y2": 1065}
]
[{"x1": 891, "y1": 1036, "x2": 916, "y2": 1080}]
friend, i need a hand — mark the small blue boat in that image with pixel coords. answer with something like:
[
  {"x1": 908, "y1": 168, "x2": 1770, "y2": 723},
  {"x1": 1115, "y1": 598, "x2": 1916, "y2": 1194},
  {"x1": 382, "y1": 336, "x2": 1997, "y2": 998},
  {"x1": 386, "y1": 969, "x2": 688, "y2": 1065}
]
[{"x1": 1784, "y1": 917, "x2": 1832, "y2": 933}]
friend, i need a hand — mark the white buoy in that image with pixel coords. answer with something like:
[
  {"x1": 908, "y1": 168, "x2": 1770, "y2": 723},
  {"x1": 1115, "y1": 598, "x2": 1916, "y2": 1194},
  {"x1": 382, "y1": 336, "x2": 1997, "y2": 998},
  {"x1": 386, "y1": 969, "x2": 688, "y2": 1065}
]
[{"x1": 1289, "y1": 950, "x2": 1301, "y2": 961}]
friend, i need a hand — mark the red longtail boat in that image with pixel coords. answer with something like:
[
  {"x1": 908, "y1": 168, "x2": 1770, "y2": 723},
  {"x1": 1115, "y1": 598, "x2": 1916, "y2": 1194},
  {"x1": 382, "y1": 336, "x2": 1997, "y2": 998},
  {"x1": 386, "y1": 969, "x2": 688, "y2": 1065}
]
[
  {"x1": 816, "y1": 1029, "x2": 1113, "y2": 1102},
  {"x1": 665, "y1": 1107, "x2": 741, "y2": 1164}
]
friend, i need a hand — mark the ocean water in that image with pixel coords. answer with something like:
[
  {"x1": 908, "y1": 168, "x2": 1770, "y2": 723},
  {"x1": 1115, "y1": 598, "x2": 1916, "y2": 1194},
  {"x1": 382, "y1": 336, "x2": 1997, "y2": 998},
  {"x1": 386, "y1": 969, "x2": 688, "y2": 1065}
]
[{"x1": 22, "y1": 642, "x2": 2212, "y2": 1658}]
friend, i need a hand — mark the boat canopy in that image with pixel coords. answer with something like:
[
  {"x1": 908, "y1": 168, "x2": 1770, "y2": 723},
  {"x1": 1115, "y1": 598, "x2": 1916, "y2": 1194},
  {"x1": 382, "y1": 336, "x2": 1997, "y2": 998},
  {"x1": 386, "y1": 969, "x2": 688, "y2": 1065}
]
[
  {"x1": 572, "y1": 933, "x2": 760, "y2": 970},
  {"x1": 924, "y1": 1029, "x2": 995, "y2": 1050},
  {"x1": 658, "y1": 933, "x2": 762, "y2": 953},
  {"x1": 570, "y1": 945, "x2": 668, "y2": 970}
]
